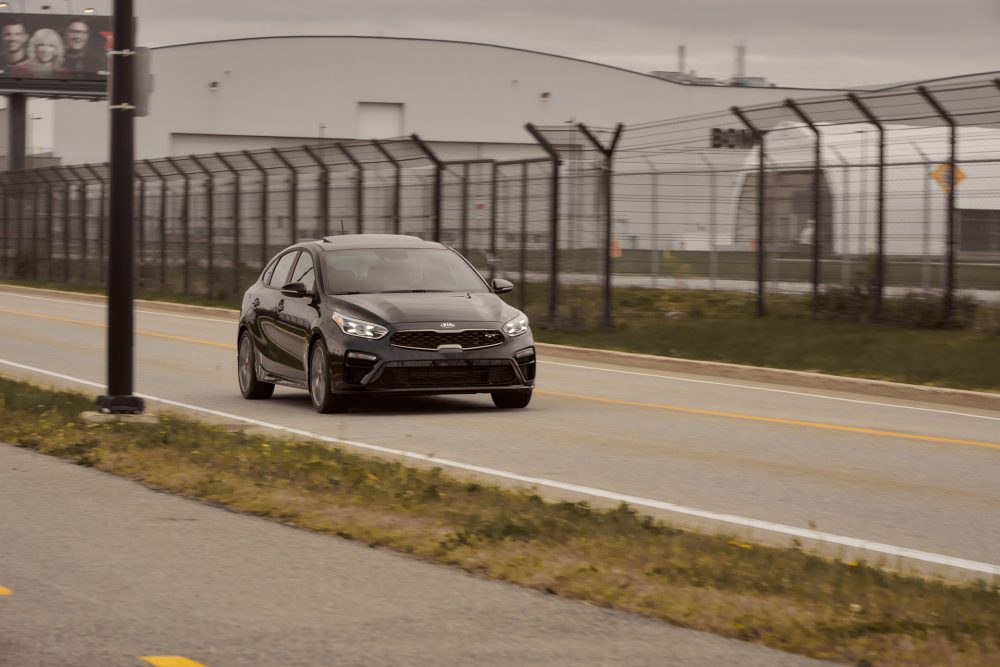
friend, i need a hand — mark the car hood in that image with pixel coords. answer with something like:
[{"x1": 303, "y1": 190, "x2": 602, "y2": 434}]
[{"x1": 331, "y1": 292, "x2": 512, "y2": 325}]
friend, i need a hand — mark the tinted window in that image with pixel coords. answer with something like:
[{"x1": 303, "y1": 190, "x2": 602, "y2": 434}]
[
  {"x1": 267, "y1": 251, "x2": 299, "y2": 288},
  {"x1": 322, "y1": 248, "x2": 488, "y2": 295},
  {"x1": 290, "y1": 252, "x2": 316, "y2": 293}
]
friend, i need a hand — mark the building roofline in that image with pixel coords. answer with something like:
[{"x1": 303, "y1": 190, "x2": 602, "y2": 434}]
[{"x1": 149, "y1": 35, "x2": 855, "y2": 93}]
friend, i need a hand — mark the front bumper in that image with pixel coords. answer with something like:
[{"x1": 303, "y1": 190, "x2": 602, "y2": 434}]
[{"x1": 328, "y1": 324, "x2": 535, "y2": 396}]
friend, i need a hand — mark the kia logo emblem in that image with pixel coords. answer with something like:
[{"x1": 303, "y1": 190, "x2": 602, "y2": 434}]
[{"x1": 440, "y1": 322, "x2": 455, "y2": 328}]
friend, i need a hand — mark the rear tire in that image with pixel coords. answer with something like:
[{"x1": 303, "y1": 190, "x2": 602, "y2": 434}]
[
  {"x1": 309, "y1": 341, "x2": 350, "y2": 414},
  {"x1": 238, "y1": 331, "x2": 274, "y2": 400},
  {"x1": 491, "y1": 388, "x2": 532, "y2": 409}
]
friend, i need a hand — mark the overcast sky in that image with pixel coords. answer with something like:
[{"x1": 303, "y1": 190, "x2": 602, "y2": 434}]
[
  {"x1": 122, "y1": 0, "x2": 1000, "y2": 88},
  {"x1": 16, "y1": 0, "x2": 1000, "y2": 152}
]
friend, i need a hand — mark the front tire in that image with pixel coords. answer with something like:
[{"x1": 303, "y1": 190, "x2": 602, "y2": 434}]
[
  {"x1": 491, "y1": 388, "x2": 532, "y2": 409},
  {"x1": 309, "y1": 341, "x2": 350, "y2": 414},
  {"x1": 238, "y1": 331, "x2": 274, "y2": 400}
]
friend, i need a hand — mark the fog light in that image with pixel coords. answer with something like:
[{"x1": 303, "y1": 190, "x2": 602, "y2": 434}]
[
  {"x1": 346, "y1": 351, "x2": 378, "y2": 362},
  {"x1": 515, "y1": 347, "x2": 535, "y2": 359}
]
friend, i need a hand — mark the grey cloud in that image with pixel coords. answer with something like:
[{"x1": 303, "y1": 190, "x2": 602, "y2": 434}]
[{"x1": 135, "y1": 0, "x2": 1000, "y2": 86}]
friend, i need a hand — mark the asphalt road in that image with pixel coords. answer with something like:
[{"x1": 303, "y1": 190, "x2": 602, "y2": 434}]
[
  {"x1": 1, "y1": 445, "x2": 838, "y2": 667},
  {"x1": 1, "y1": 286, "x2": 997, "y2": 666},
  {"x1": 0, "y1": 287, "x2": 997, "y2": 575}
]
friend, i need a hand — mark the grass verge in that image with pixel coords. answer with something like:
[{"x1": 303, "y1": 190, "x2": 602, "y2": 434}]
[{"x1": 2, "y1": 375, "x2": 997, "y2": 667}]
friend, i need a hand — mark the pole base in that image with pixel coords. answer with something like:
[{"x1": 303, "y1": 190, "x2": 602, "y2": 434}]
[{"x1": 96, "y1": 394, "x2": 146, "y2": 415}]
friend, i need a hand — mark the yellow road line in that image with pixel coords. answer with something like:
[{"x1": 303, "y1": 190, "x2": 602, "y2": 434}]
[
  {"x1": 140, "y1": 658, "x2": 208, "y2": 667},
  {"x1": 0, "y1": 586, "x2": 11, "y2": 596},
  {"x1": 4, "y1": 305, "x2": 997, "y2": 451},
  {"x1": 539, "y1": 389, "x2": 1000, "y2": 451},
  {"x1": 0, "y1": 308, "x2": 235, "y2": 350}
]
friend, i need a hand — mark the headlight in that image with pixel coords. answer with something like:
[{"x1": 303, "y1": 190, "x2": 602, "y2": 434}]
[
  {"x1": 332, "y1": 311, "x2": 388, "y2": 339},
  {"x1": 503, "y1": 312, "x2": 529, "y2": 337}
]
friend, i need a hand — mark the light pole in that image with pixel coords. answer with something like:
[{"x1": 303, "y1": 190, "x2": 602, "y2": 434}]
[{"x1": 96, "y1": 0, "x2": 144, "y2": 414}]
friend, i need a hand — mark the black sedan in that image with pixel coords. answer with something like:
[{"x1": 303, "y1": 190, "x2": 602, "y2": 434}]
[{"x1": 237, "y1": 234, "x2": 536, "y2": 413}]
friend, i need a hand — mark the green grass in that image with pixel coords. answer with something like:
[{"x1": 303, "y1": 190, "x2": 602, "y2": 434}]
[
  {"x1": 538, "y1": 318, "x2": 1000, "y2": 390},
  {"x1": 476, "y1": 248, "x2": 1000, "y2": 290},
  {"x1": 1, "y1": 375, "x2": 998, "y2": 667},
  {"x1": 505, "y1": 284, "x2": 1000, "y2": 392}
]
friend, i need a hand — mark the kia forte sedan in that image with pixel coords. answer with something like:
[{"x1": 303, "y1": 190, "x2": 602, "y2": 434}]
[{"x1": 237, "y1": 234, "x2": 535, "y2": 413}]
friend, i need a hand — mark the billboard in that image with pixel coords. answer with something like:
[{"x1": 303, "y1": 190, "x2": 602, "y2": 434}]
[{"x1": 0, "y1": 13, "x2": 112, "y2": 84}]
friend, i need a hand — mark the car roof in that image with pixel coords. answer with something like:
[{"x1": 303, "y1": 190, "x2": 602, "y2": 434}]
[{"x1": 314, "y1": 234, "x2": 444, "y2": 250}]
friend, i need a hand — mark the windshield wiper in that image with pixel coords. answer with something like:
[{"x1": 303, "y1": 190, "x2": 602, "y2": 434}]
[{"x1": 379, "y1": 289, "x2": 454, "y2": 293}]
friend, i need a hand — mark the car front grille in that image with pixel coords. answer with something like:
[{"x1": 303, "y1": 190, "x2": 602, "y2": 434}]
[
  {"x1": 391, "y1": 329, "x2": 504, "y2": 351},
  {"x1": 375, "y1": 361, "x2": 518, "y2": 388}
]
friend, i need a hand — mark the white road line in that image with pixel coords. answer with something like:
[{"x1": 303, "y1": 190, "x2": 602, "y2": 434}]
[
  {"x1": 2, "y1": 288, "x2": 997, "y2": 422},
  {"x1": 2, "y1": 356, "x2": 997, "y2": 577},
  {"x1": 540, "y1": 361, "x2": 1000, "y2": 422}
]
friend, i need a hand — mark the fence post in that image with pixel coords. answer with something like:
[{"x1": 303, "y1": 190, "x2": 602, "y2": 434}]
[
  {"x1": 0, "y1": 176, "x2": 6, "y2": 278},
  {"x1": 67, "y1": 166, "x2": 88, "y2": 282},
  {"x1": 51, "y1": 168, "x2": 72, "y2": 281},
  {"x1": 30, "y1": 172, "x2": 41, "y2": 280},
  {"x1": 16, "y1": 174, "x2": 25, "y2": 277},
  {"x1": 271, "y1": 149, "x2": 299, "y2": 245},
  {"x1": 242, "y1": 151, "x2": 269, "y2": 270},
  {"x1": 577, "y1": 122, "x2": 624, "y2": 328},
  {"x1": 910, "y1": 144, "x2": 932, "y2": 290},
  {"x1": 785, "y1": 100, "x2": 823, "y2": 309},
  {"x1": 916, "y1": 86, "x2": 957, "y2": 321},
  {"x1": 525, "y1": 123, "x2": 562, "y2": 323},
  {"x1": 143, "y1": 160, "x2": 168, "y2": 288},
  {"x1": 519, "y1": 162, "x2": 529, "y2": 313},
  {"x1": 215, "y1": 152, "x2": 243, "y2": 296},
  {"x1": 460, "y1": 163, "x2": 470, "y2": 256},
  {"x1": 847, "y1": 94, "x2": 886, "y2": 319},
  {"x1": 335, "y1": 144, "x2": 363, "y2": 234},
  {"x1": 44, "y1": 169, "x2": 57, "y2": 280},
  {"x1": 136, "y1": 167, "x2": 146, "y2": 266},
  {"x1": 733, "y1": 107, "x2": 767, "y2": 316},
  {"x1": 411, "y1": 134, "x2": 444, "y2": 241},
  {"x1": 372, "y1": 139, "x2": 401, "y2": 235},
  {"x1": 190, "y1": 155, "x2": 216, "y2": 297},
  {"x1": 301, "y1": 145, "x2": 329, "y2": 238},
  {"x1": 697, "y1": 154, "x2": 719, "y2": 290},
  {"x1": 165, "y1": 157, "x2": 191, "y2": 294},
  {"x1": 83, "y1": 164, "x2": 106, "y2": 284},
  {"x1": 488, "y1": 161, "x2": 499, "y2": 283}
]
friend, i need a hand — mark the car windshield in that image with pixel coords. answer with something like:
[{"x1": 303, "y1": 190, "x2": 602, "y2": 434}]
[{"x1": 322, "y1": 248, "x2": 490, "y2": 295}]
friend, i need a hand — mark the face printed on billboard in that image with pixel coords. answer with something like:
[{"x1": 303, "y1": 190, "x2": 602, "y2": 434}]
[{"x1": 0, "y1": 13, "x2": 112, "y2": 83}]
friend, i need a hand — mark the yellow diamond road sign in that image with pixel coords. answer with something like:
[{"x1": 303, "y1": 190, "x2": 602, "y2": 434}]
[{"x1": 931, "y1": 163, "x2": 965, "y2": 192}]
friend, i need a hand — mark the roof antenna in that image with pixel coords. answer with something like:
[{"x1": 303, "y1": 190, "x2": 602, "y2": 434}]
[{"x1": 339, "y1": 219, "x2": 346, "y2": 235}]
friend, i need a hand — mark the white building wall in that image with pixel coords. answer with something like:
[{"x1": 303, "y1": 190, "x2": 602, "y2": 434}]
[{"x1": 53, "y1": 36, "x2": 836, "y2": 164}]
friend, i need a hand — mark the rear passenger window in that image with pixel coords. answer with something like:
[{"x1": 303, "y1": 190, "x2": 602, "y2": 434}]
[{"x1": 267, "y1": 251, "x2": 299, "y2": 288}]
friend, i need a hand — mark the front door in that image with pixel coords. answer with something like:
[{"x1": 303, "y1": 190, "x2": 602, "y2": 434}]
[
  {"x1": 274, "y1": 251, "x2": 319, "y2": 382},
  {"x1": 256, "y1": 249, "x2": 300, "y2": 376}
]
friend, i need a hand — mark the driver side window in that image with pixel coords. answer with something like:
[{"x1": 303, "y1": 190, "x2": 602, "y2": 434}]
[{"x1": 290, "y1": 253, "x2": 315, "y2": 293}]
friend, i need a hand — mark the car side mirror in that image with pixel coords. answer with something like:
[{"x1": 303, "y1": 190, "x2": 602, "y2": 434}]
[
  {"x1": 280, "y1": 281, "x2": 310, "y2": 298},
  {"x1": 491, "y1": 278, "x2": 514, "y2": 294}
]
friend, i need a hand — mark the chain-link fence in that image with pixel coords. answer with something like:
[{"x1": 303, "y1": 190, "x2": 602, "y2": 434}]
[{"x1": 2, "y1": 77, "x2": 999, "y2": 327}]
